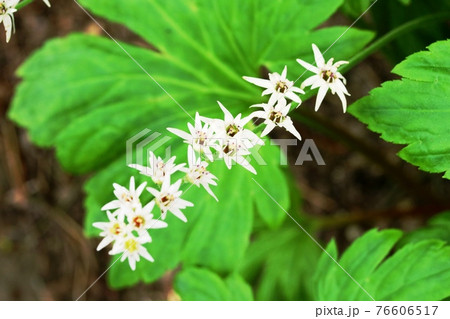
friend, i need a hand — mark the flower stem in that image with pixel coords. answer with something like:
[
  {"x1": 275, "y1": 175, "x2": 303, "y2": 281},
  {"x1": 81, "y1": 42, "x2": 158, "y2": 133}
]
[
  {"x1": 341, "y1": 11, "x2": 450, "y2": 72},
  {"x1": 16, "y1": 0, "x2": 34, "y2": 10}
]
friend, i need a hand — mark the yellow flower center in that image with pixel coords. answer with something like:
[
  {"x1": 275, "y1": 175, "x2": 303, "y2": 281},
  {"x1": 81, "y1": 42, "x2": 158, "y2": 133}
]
[
  {"x1": 124, "y1": 239, "x2": 138, "y2": 253},
  {"x1": 109, "y1": 223, "x2": 122, "y2": 235}
]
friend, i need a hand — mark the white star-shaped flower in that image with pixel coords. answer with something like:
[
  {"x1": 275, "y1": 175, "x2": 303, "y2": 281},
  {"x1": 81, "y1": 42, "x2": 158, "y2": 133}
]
[
  {"x1": 126, "y1": 201, "x2": 168, "y2": 242},
  {"x1": 129, "y1": 152, "x2": 185, "y2": 185},
  {"x1": 251, "y1": 98, "x2": 301, "y2": 140},
  {"x1": 0, "y1": 0, "x2": 19, "y2": 43},
  {"x1": 205, "y1": 101, "x2": 263, "y2": 150},
  {"x1": 216, "y1": 134, "x2": 257, "y2": 174},
  {"x1": 109, "y1": 234, "x2": 154, "y2": 271},
  {"x1": 101, "y1": 176, "x2": 146, "y2": 221},
  {"x1": 182, "y1": 145, "x2": 218, "y2": 201},
  {"x1": 167, "y1": 112, "x2": 216, "y2": 161},
  {"x1": 147, "y1": 177, "x2": 194, "y2": 223},
  {"x1": 92, "y1": 211, "x2": 127, "y2": 251},
  {"x1": 243, "y1": 66, "x2": 305, "y2": 105},
  {"x1": 297, "y1": 44, "x2": 350, "y2": 112}
]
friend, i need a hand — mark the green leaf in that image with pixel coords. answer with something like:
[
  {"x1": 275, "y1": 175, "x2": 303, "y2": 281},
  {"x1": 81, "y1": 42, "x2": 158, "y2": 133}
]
[
  {"x1": 312, "y1": 239, "x2": 338, "y2": 300},
  {"x1": 398, "y1": 211, "x2": 450, "y2": 248},
  {"x1": 240, "y1": 225, "x2": 321, "y2": 300},
  {"x1": 181, "y1": 163, "x2": 254, "y2": 273},
  {"x1": 314, "y1": 229, "x2": 450, "y2": 300},
  {"x1": 9, "y1": 0, "x2": 374, "y2": 288},
  {"x1": 225, "y1": 274, "x2": 254, "y2": 301},
  {"x1": 341, "y1": 0, "x2": 410, "y2": 18},
  {"x1": 174, "y1": 267, "x2": 253, "y2": 301},
  {"x1": 350, "y1": 40, "x2": 450, "y2": 179},
  {"x1": 341, "y1": 0, "x2": 372, "y2": 17},
  {"x1": 251, "y1": 144, "x2": 289, "y2": 228}
]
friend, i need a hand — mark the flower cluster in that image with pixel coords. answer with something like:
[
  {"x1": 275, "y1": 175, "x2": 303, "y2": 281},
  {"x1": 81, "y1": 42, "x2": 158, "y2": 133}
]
[
  {"x1": 94, "y1": 177, "x2": 168, "y2": 270},
  {"x1": 170, "y1": 105, "x2": 264, "y2": 174},
  {"x1": 244, "y1": 43, "x2": 350, "y2": 114},
  {"x1": 1, "y1": 0, "x2": 50, "y2": 43},
  {"x1": 95, "y1": 43, "x2": 350, "y2": 270}
]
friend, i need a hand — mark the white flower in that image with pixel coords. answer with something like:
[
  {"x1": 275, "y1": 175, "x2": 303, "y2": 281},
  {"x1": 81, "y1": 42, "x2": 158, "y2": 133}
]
[
  {"x1": 250, "y1": 98, "x2": 302, "y2": 140},
  {"x1": 205, "y1": 101, "x2": 263, "y2": 150},
  {"x1": 0, "y1": 0, "x2": 19, "y2": 43},
  {"x1": 216, "y1": 134, "x2": 257, "y2": 174},
  {"x1": 43, "y1": 0, "x2": 51, "y2": 7},
  {"x1": 101, "y1": 176, "x2": 146, "y2": 221},
  {"x1": 126, "y1": 201, "x2": 168, "y2": 242},
  {"x1": 182, "y1": 146, "x2": 218, "y2": 201},
  {"x1": 243, "y1": 66, "x2": 305, "y2": 105},
  {"x1": 147, "y1": 177, "x2": 193, "y2": 222},
  {"x1": 93, "y1": 211, "x2": 127, "y2": 251},
  {"x1": 129, "y1": 152, "x2": 185, "y2": 185},
  {"x1": 109, "y1": 234, "x2": 154, "y2": 271},
  {"x1": 297, "y1": 44, "x2": 350, "y2": 112},
  {"x1": 167, "y1": 112, "x2": 216, "y2": 161}
]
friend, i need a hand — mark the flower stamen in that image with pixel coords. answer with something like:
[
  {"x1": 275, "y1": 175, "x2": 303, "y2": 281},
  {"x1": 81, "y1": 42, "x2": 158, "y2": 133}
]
[
  {"x1": 124, "y1": 239, "x2": 138, "y2": 253},
  {"x1": 226, "y1": 124, "x2": 240, "y2": 137},
  {"x1": 269, "y1": 111, "x2": 285, "y2": 124},
  {"x1": 275, "y1": 81, "x2": 288, "y2": 93}
]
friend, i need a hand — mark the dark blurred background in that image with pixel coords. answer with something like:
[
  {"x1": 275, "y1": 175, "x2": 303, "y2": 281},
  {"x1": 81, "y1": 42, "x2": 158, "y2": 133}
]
[{"x1": 1, "y1": 1, "x2": 449, "y2": 300}]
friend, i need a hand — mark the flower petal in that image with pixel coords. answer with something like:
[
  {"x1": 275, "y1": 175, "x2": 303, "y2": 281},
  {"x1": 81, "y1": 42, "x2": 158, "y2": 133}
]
[
  {"x1": 242, "y1": 76, "x2": 271, "y2": 89},
  {"x1": 149, "y1": 220, "x2": 168, "y2": 229},
  {"x1": 312, "y1": 44, "x2": 325, "y2": 67},
  {"x1": 167, "y1": 127, "x2": 192, "y2": 141},
  {"x1": 296, "y1": 58, "x2": 319, "y2": 74},
  {"x1": 281, "y1": 66, "x2": 287, "y2": 79},
  {"x1": 285, "y1": 91, "x2": 301, "y2": 104},
  {"x1": 101, "y1": 200, "x2": 121, "y2": 211},
  {"x1": 169, "y1": 208, "x2": 188, "y2": 222},
  {"x1": 261, "y1": 122, "x2": 276, "y2": 137},
  {"x1": 96, "y1": 237, "x2": 114, "y2": 251},
  {"x1": 336, "y1": 89, "x2": 348, "y2": 113},
  {"x1": 315, "y1": 85, "x2": 328, "y2": 111},
  {"x1": 139, "y1": 247, "x2": 154, "y2": 262},
  {"x1": 281, "y1": 117, "x2": 302, "y2": 141}
]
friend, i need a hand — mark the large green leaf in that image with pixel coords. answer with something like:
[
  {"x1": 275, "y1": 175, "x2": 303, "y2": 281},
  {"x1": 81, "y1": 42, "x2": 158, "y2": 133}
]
[
  {"x1": 314, "y1": 229, "x2": 450, "y2": 300},
  {"x1": 174, "y1": 267, "x2": 253, "y2": 301},
  {"x1": 9, "y1": 0, "x2": 374, "y2": 288},
  {"x1": 350, "y1": 40, "x2": 450, "y2": 179}
]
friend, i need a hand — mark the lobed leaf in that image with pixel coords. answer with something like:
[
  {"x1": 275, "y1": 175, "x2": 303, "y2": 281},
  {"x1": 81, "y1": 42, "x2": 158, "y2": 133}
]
[{"x1": 350, "y1": 40, "x2": 450, "y2": 179}]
